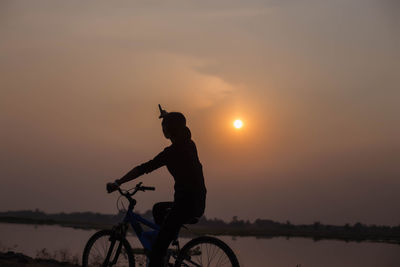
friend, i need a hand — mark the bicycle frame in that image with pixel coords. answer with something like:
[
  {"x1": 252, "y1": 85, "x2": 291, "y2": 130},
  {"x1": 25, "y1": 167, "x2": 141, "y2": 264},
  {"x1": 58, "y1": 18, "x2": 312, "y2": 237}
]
[
  {"x1": 123, "y1": 208, "x2": 160, "y2": 251},
  {"x1": 85, "y1": 183, "x2": 239, "y2": 267},
  {"x1": 105, "y1": 183, "x2": 181, "y2": 266}
]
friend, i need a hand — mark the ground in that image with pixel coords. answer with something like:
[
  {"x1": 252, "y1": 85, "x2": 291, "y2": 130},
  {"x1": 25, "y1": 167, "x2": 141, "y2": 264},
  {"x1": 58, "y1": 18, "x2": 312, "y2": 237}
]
[{"x1": 0, "y1": 251, "x2": 79, "y2": 267}]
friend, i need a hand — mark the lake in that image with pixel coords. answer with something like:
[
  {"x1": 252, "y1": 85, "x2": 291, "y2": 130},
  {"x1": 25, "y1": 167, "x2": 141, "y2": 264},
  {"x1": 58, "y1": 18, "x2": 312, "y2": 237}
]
[{"x1": 0, "y1": 223, "x2": 399, "y2": 266}]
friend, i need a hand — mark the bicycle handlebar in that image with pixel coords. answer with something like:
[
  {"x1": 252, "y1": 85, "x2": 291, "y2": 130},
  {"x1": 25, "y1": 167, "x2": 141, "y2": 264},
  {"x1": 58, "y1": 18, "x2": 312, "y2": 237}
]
[
  {"x1": 110, "y1": 182, "x2": 155, "y2": 197},
  {"x1": 140, "y1": 186, "x2": 155, "y2": 191}
]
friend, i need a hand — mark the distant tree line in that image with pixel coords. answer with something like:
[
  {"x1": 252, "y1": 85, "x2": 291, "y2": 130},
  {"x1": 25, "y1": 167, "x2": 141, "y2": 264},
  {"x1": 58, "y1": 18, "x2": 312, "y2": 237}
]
[{"x1": 1, "y1": 210, "x2": 399, "y2": 244}]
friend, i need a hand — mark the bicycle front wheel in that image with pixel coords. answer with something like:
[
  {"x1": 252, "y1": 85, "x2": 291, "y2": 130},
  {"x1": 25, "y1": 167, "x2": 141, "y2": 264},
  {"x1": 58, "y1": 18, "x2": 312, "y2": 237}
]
[
  {"x1": 82, "y1": 229, "x2": 135, "y2": 267},
  {"x1": 174, "y1": 236, "x2": 240, "y2": 267}
]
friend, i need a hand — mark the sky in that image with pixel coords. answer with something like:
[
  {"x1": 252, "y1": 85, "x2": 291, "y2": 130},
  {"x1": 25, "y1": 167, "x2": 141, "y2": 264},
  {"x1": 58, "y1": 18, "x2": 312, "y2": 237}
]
[{"x1": 0, "y1": 0, "x2": 399, "y2": 225}]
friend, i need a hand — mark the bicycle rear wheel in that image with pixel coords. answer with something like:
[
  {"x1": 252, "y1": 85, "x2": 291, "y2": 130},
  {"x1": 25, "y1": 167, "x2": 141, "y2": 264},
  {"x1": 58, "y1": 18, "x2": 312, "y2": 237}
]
[
  {"x1": 174, "y1": 236, "x2": 240, "y2": 267},
  {"x1": 82, "y1": 229, "x2": 135, "y2": 267}
]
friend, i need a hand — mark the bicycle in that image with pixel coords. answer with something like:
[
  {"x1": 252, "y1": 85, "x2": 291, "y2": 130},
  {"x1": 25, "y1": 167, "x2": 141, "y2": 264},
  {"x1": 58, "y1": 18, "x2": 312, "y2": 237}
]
[{"x1": 82, "y1": 182, "x2": 240, "y2": 267}]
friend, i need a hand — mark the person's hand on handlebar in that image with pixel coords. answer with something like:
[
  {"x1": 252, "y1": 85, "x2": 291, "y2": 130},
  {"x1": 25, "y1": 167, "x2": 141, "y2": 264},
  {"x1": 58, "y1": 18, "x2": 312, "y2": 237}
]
[
  {"x1": 106, "y1": 181, "x2": 120, "y2": 193},
  {"x1": 107, "y1": 167, "x2": 142, "y2": 194}
]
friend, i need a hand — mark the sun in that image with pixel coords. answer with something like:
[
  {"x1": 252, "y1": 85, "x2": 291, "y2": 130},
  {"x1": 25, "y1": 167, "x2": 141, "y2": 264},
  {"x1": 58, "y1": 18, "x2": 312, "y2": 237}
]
[{"x1": 233, "y1": 119, "x2": 243, "y2": 129}]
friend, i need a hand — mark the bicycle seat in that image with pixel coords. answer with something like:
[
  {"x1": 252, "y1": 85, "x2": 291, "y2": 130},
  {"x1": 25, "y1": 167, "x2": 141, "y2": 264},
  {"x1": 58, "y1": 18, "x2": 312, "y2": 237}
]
[{"x1": 185, "y1": 217, "x2": 199, "y2": 224}]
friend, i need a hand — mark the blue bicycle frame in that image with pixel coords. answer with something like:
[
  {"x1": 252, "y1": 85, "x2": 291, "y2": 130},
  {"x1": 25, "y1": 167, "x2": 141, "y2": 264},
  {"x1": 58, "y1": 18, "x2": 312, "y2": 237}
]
[
  {"x1": 84, "y1": 183, "x2": 240, "y2": 267},
  {"x1": 124, "y1": 208, "x2": 160, "y2": 251}
]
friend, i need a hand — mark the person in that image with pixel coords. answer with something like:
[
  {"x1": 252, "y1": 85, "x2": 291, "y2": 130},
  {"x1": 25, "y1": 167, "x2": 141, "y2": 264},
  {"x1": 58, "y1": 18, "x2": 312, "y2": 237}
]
[{"x1": 106, "y1": 105, "x2": 207, "y2": 267}]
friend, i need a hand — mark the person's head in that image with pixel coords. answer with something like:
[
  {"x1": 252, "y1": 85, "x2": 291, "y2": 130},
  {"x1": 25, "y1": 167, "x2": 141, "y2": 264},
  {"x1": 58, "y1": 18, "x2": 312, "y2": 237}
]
[{"x1": 161, "y1": 112, "x2": 191, "y2": 141}]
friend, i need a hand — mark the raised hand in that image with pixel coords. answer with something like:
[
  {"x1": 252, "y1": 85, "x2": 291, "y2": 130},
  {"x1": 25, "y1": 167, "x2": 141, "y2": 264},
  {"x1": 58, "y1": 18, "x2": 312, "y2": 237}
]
[{"x1": 158, "y1": 104, "x2": 168, "y2": 118}]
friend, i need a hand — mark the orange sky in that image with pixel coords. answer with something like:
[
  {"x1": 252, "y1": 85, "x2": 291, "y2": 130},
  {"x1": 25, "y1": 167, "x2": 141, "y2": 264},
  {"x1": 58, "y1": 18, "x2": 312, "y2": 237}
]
[{"x1": 1, "y1": 0, "x2": 399, "y2": 225}]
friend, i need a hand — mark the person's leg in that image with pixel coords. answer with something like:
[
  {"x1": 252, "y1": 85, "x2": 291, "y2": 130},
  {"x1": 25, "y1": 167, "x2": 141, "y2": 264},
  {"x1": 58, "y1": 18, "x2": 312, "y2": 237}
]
[
  {"x1": 149, "y1": 203, "x2": 190, "y2": 267},
  {"x1": 152, "y1": 202, "x2": 174, "y2": 226}
]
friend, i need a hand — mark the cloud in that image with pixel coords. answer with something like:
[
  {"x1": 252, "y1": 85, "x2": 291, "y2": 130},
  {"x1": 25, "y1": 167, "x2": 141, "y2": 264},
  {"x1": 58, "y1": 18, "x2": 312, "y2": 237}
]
[{"x1": 1, "y1": 0, "x2": 399, "y2": 224}]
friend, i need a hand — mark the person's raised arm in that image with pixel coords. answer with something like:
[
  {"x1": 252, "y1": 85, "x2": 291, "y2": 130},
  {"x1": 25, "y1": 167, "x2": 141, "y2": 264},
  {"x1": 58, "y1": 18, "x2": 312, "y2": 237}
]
[
  {"x1": 115, "y1": 166, "x2": 142, "y2": 186},
  {"x1": 106, "y1": 148, "x2": 169, "y2": 193}
]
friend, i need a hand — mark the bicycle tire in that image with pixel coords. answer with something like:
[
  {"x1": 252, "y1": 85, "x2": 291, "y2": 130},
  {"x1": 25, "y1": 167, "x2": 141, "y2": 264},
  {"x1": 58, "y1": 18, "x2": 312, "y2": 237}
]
[
  {"x1": 82, "y1": 229, "x2": 135, "y2": 267},
  {"x1": 174, "y1": 236, "x2": 240, "y2": 267}
]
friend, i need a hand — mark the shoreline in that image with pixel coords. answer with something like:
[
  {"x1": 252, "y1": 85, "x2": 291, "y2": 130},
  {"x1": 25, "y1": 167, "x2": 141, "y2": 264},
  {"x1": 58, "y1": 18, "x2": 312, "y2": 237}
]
[{"x1": 1, "y1": 217, "x2": 399, "y2": 246}]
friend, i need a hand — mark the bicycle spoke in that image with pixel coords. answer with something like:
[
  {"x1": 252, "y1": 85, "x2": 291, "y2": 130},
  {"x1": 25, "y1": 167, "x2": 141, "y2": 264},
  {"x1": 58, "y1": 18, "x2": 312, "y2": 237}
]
[
  {"x1": 91, "y1": 237, "x2": 108, "y2": 266},
  {"x1": 206, "y1": 243, "x2": 211, "y2": 265},
  {"x1": 84, "y1": 231, "x2": 133, "y2": 267},
  {"x1": 216, "y1": 250, "x2": 227, "y2": 266},
  {"x1": 178, "y1": 240, "x2": 237, "y2": 267},
  {"x1": 209, "y1": 243, "x2": 219, "y2": 263},
  {"x1": 199, "y1": 244, "x2": 204, "y2": 266}
]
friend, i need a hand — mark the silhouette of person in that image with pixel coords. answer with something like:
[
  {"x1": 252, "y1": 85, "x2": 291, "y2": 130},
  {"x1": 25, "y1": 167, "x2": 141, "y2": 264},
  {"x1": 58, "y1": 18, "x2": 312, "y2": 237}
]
[{"x1": 107, "y1": 105, "x2": 206, "y2": 267}]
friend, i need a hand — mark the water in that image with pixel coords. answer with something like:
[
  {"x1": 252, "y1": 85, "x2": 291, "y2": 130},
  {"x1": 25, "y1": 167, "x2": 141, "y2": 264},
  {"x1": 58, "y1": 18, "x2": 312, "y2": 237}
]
[{"x1": 0, "y1": 223, "x2": 399, "y2": 267}]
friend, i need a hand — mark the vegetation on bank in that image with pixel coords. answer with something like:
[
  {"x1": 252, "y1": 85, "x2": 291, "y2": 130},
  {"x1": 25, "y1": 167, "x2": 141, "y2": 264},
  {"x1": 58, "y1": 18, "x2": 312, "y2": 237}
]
[{"x1": 1, "y1": 210, "x2": 399, "y2": 245}]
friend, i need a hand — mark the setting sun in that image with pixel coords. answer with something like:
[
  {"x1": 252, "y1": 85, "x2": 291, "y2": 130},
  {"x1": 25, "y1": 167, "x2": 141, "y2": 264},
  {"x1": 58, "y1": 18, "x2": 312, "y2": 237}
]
[{"x1": 233, "y1": 119, "x2": 243, "y2": 129}]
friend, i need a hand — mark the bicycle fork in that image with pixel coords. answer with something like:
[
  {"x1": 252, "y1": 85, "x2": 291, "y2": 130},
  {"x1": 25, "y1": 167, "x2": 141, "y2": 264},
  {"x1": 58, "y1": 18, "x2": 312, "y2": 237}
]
[
  {"x1": 103, "y1": 224, "x2": 127, "y2": 267},
  {"x1": 102, "y1": 237, "x2": 123, "y2": 267}
]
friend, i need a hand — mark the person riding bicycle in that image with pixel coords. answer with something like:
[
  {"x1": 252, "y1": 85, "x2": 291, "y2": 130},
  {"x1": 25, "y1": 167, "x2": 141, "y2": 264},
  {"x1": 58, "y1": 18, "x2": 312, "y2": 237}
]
[{"x1": 106, "y1": 105, "x2": 207, "y2": 267}]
